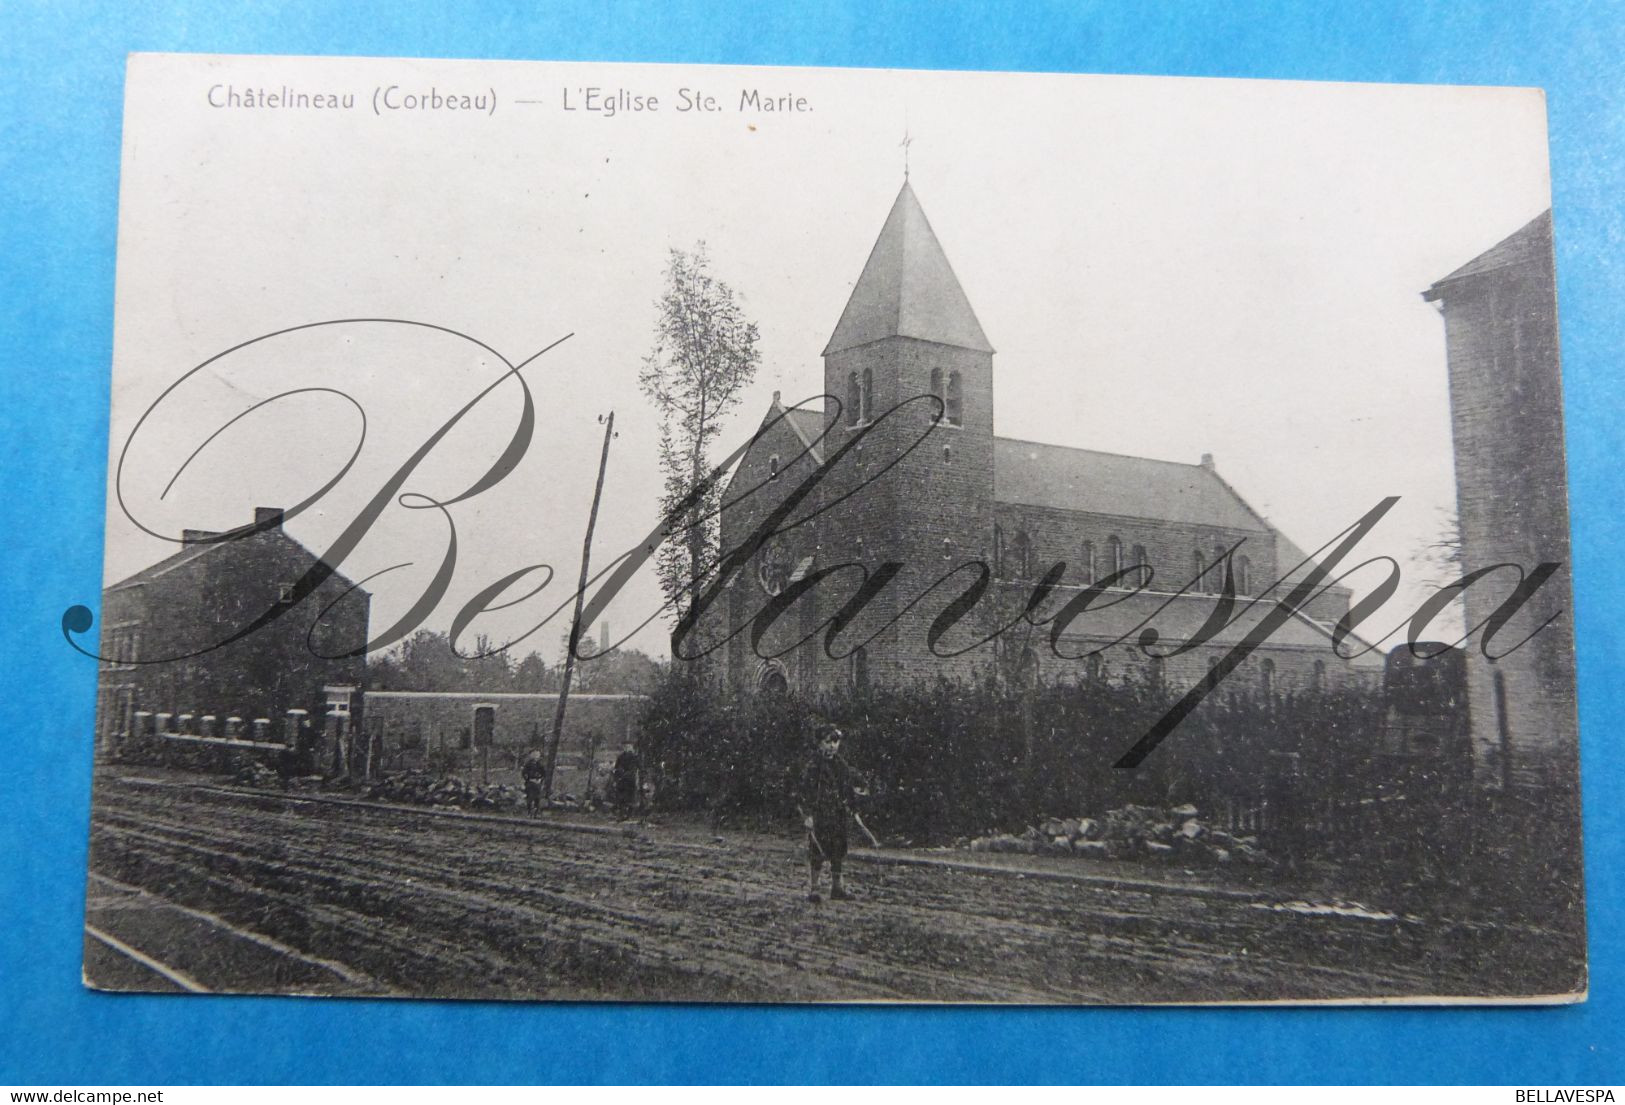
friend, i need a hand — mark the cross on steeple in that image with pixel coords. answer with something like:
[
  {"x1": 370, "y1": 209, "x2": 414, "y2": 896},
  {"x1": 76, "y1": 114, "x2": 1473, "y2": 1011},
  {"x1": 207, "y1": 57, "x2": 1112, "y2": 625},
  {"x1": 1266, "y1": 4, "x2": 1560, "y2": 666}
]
[{"x1": 900, "y1": 124, "x2": 914, "y2": 180}]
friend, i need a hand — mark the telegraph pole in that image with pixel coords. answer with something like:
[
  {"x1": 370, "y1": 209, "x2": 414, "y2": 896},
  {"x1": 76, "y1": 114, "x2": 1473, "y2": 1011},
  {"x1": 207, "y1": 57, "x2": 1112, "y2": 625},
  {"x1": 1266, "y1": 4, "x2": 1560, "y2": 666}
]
[{"x1": 544, "y1": 411, "x2": 614, "y2": 802}]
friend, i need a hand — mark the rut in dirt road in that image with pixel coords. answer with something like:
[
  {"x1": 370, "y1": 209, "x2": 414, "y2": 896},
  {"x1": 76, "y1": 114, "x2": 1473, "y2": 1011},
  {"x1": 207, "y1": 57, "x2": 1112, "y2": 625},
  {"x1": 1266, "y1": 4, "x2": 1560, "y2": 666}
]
[{"x1": 87, "y1": 776, "x2": 1561, "y2": 1002}]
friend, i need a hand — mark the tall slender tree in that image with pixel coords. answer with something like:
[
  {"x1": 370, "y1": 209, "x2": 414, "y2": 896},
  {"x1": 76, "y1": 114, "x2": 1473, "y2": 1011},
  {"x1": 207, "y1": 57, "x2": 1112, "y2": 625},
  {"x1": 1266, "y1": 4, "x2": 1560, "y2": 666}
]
[{"x1": 639, "y1": 243, "x2": 761, "y2": 645}]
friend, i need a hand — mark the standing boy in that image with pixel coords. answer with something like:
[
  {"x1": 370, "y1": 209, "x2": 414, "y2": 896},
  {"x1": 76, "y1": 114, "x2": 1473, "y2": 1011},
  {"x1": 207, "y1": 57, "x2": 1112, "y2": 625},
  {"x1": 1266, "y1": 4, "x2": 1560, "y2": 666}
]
[{"x1": 797, "y1": 725, "x2": 870, "y2": 902}]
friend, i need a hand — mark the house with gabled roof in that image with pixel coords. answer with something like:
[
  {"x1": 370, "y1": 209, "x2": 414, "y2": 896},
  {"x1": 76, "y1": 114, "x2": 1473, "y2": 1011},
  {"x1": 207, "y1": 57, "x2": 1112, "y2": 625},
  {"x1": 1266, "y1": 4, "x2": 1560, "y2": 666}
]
[
  {"x1": 718, "y1": 181, "x2": 1382, "y2": 697},
  {"x1": 96, "y1": 506, "x2": 370, "y2": 752}
]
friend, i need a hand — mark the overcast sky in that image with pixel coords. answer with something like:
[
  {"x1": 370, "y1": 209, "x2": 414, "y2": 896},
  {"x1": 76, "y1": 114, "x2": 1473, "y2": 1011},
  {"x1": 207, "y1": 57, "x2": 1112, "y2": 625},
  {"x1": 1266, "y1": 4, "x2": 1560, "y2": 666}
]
[{"x1": 105, "y1": 55, "x2": 1553, "y2": 662}]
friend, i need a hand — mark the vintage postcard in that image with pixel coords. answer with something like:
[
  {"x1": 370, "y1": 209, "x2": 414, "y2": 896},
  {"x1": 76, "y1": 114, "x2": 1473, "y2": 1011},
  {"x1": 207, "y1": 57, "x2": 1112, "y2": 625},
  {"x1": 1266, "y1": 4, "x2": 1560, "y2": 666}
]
[{"x1": 80, "y1": 53, "x2": 1584, "y2": 1003}]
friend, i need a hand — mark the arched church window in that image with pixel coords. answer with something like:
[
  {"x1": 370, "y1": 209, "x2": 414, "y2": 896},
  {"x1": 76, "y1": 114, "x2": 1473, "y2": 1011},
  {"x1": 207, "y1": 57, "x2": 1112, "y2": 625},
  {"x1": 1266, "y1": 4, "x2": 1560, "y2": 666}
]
[
  {"x1": 768, "y1": 454, "x2": 780, "y2": 481},
  {"x1": 1080, "y1": 540, "x2": 1095, "y2": 585},
  {"x1": 943, "y1": 537, "x2": 954, "y2": 560},
  {"x1": 1010, "y1": 531, "x2": 1032, "y2": 579},
  {"x1": 929, "y1": 367, "x2": 943, "y2": 422},
  {"x1": 1236, "y1": 554, "x2": 1251, "y2": 596},
  {"x1": 946, "y1": 371, "x2": 963, "y2": 425},
  {"x1": 1212, "y1": 544, "x2": 1227, "y2": 592},
  {"x1": 1132, "y1": 544, "x2": 1149, "y2": 588},
  {"x1": 861, "y1": 367, "x2": 874, "y2": 423},
  {"x1": 846, "y1": 372, "x2": 861, "y2": 426},
  {"x1": 1107, "y1": 536, "x2": 1123, "y2": 584},
  {"x1": 1192, "y1": 551, "x2": 1206, "y2": 593}
]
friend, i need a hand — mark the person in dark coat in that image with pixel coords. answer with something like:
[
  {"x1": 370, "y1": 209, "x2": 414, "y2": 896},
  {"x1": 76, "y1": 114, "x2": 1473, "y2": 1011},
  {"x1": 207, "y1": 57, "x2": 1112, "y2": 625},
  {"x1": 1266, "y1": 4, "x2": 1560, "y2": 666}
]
[
  {"x1": 609, "y1": 742, "x2": 642, "y2": 819},
  {"x1": 521, "y1": 749, "x2": 547, "y2": 818},
  {"x1": 797, "y1": 725, "x2": 869, "y2": 902}
]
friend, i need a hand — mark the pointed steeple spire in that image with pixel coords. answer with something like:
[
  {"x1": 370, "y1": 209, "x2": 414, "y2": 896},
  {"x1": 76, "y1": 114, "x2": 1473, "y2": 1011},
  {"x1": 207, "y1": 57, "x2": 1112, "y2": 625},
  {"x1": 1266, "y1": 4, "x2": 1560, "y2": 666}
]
[{"x1": 823, "y1": 182, "x2": 994, "y2": 357}]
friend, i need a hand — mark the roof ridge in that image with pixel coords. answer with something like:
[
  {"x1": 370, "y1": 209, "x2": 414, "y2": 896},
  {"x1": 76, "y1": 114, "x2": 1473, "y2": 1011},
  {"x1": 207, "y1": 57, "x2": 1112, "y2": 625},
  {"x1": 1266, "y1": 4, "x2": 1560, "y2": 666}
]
[{"x1": 994, "y1": 435, "x2": 1207, "y2": 470}]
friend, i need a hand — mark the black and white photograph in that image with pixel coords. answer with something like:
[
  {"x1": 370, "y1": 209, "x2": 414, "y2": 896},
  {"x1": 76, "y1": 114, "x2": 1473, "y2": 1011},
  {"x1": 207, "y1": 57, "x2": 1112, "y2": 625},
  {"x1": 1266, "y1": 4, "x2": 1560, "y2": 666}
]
[{"x1": 81, "y1": 53, "x2": 1585, "y2": 1004}]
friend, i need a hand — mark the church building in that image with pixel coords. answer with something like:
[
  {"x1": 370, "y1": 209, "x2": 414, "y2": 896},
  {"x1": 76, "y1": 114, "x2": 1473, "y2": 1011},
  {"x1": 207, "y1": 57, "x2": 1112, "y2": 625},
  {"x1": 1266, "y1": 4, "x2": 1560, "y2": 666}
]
[{"x1": 719, "y1": 182, "x2": 1383, "y2": 697}]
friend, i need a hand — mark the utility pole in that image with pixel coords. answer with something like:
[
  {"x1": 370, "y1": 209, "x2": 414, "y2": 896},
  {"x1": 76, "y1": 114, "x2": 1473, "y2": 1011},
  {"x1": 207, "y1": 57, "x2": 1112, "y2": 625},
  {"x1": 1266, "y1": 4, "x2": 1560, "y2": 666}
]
[{"x1": 544, "y1": 411, "x2": 615, "y2": 802}]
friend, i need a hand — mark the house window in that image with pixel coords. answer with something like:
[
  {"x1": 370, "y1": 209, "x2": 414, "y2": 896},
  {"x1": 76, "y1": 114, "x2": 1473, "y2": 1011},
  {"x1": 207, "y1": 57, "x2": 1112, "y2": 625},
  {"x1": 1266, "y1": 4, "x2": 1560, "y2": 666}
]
[
  {"x1": 1312, "y1": 660, "x2": 1326, "y2": 692},
  {"x1": 929, "y1": 367, "x2": 944, "y2": 421},
  {"x1": 861, "y1": 368, "x2": 874, "y2": 423},
  {"x1": 1494, "y1": 669, "x2": 1512, "y2": 790},
  {"x1": 1016, "y1": 647, "x2": 1040, "y2": 689},
  {"x1": 946, "y1": 371, "x2": 963, "y2": 425},
  {"x1": 1086, "y1": 653, "x2": 1104, "y2": 682},
  {"x1": 1149, "y1": 655, "x2": 1165, "y2": 689},
  {"x1": 1132, "y1": 544, "x2": 1149, "y2": 589},
  {"x1": 1260, "y1": 658, "x2": 1275, "y2": 698},
  {"x1": 1010, "y1": 531, "x2": 1032, "y2": 579},
  {"x1": 1080, "y1": 540, "x2": 1095, "y2": 585},
  {"x1": 846, "y1": 372, "x2": 861, "y2": 426},
  {"x1": 279, "y1": 582, "x2": 295, "y2": 603},
  {"x1": 1107, "y1": 536, "x2": 1123, "y2": 584}
]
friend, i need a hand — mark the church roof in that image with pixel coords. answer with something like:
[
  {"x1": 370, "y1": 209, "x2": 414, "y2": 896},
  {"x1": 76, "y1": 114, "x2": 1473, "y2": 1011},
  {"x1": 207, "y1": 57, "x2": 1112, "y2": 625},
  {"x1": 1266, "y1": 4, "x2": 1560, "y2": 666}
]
[
  {"x1": 1424, "y1": 209, "x2": 1553, "y2": 298},
  {"x1": 823, "y1": 181, "x2": 994, "y2": 357},
  {"x1": 778, "y1": 403, "x2": 826, "y2": 465},
  {"x1": 993, "y1": 438, "x2": 1269, "y2": 531}
]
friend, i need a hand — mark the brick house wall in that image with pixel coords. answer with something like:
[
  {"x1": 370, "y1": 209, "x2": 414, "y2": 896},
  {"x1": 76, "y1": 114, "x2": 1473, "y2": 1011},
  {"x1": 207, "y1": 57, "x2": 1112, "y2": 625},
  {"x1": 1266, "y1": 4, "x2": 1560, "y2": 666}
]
[
  {"x1": 96, "y1": 509, "x2": 369, "y2": 749},
  {"x1": 1427, "y1": 211, "x2": 1579, "y2": 794}
]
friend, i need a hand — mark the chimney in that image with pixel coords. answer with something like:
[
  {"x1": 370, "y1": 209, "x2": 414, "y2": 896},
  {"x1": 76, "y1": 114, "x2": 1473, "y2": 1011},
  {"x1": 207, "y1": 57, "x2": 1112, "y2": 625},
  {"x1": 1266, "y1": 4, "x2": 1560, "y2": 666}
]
[
  {"x1": 1200, "y1": 452, "x2": 1215, "y2": 470},
  {"x1": 255, "y1": 506, "x2": 285, "y2": 530}
]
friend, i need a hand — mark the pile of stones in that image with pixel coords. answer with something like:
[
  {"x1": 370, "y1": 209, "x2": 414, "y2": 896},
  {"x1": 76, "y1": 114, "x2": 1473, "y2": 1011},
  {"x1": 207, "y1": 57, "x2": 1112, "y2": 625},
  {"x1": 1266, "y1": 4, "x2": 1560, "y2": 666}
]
[{"x1": 967, "y1": 803, "x2": 1272, "y2": 867}]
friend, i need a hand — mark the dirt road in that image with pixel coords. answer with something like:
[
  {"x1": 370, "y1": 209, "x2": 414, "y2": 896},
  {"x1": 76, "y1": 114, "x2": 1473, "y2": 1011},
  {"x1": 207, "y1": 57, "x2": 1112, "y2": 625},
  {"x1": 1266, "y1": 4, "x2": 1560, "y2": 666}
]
[{"x1": 84, "y1": 772, "x2": 1570, "y2": 1003}]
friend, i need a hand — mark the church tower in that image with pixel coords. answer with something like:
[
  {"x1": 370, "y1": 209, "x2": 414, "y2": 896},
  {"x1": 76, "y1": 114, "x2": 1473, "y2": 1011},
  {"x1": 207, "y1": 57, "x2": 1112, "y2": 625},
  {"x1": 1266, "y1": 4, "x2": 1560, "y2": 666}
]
[{"x1": 817, "y1": 181, "x2": 998, "y2": 686}]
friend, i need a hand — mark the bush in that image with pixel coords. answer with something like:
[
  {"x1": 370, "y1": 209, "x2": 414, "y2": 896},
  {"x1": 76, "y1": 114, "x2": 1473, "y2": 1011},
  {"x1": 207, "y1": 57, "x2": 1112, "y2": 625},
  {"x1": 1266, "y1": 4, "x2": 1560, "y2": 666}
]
[{"x1": 637, "y1": 668, "x2": 1394, "y2": 850}]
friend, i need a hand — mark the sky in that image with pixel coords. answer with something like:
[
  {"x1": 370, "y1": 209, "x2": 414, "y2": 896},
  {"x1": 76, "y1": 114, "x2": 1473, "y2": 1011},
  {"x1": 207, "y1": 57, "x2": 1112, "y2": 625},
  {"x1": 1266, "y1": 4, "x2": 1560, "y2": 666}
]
[{"x1": 103, "y1": 55, "x2": 1554, "y2": 662}]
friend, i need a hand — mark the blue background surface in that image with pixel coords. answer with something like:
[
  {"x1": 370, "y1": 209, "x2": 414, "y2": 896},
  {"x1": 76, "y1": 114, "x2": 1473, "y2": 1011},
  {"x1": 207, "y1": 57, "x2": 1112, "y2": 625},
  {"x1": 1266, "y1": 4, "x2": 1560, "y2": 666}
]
[{"x1": 1, "y1": 0, "x2": 1621, "y2": 1085}]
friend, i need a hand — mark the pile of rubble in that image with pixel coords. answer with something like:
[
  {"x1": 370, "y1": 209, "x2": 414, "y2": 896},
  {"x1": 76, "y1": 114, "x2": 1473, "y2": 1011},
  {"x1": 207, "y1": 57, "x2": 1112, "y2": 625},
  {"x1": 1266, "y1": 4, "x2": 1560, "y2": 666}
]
[
  {"x1": 362, "y1": 772, "x2": 521, "y2": 811},
  {"x1": 231, "y1": 761, "x2": 282, "y2": 790},
  {"x1": 967, "y1": 803, "x2": 1272, "y2": 867}
]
